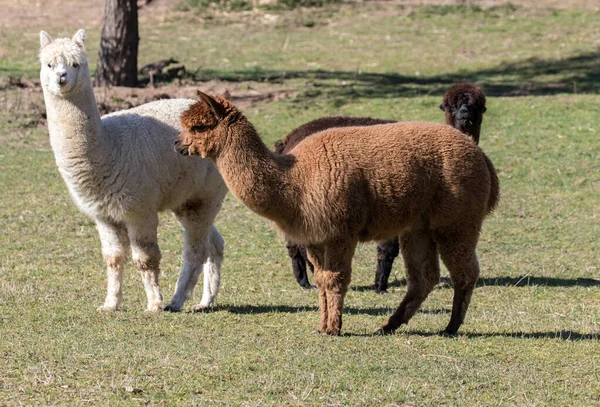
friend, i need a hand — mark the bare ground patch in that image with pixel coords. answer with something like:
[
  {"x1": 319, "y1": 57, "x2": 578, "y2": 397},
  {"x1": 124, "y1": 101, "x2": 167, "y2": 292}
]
[{"x1": 0, "y1": 79, "x2": 295, "y2": 149}]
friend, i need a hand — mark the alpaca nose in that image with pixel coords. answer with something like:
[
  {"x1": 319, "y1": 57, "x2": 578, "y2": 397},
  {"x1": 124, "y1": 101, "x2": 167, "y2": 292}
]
[
  {"x1": 457, "y1": 105, "x2": 470, "y2": 119},
  {"x1": 56, "y1": 65, "x2": 68, "y2": 84}
]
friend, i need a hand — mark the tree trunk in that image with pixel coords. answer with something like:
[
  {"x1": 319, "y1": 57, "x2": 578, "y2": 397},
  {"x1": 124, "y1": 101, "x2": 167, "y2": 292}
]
[{"x1": 95, "y1": 0, "x2": 139, "y2": 87}]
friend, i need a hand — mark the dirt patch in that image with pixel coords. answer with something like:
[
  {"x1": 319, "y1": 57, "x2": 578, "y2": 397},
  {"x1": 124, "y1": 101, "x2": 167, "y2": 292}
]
[
  {"x1": 1, "y1": 78, "x2": 295, "y2": 129},
  {"x1": 92, "y1": 80, "x2": 295, "y2": 114}
]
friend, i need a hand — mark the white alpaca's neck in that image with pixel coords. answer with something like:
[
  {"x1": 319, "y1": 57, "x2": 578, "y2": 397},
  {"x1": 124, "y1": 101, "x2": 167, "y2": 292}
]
[
  {"x1": 43, "y1": 75, "x2": 110, "y2": 182},
  {"x1": 42, "y1": 72, "x2": 117, "y2": 219}
]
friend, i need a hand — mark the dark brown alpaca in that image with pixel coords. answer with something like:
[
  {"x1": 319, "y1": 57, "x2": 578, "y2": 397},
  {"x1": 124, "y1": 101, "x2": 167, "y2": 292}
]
[
  {"x1": 440, "y1": 83, "x2": 487, "y2": 144},
  {"x1": 176, "y1": 91, "x2": 499, "y2": 336},
  {"x1": 274, "y1": 116, "x2": 397, "y2": 292}
]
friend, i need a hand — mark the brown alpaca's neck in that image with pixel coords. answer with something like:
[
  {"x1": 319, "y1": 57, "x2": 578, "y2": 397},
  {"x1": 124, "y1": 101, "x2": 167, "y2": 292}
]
[{"x1": 216, "y1": 119, "x2": 297, "y2": 222}]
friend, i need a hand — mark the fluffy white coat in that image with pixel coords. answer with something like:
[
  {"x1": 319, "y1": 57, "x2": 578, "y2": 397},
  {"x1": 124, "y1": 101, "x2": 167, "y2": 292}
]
[{"x1": 39, "y1": 29, "x2": 228, "y2": 311}]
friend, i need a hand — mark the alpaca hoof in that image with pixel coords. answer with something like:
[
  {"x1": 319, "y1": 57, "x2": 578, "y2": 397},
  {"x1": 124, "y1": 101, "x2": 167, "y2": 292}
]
[
  {"x1": 145, "y1": 305, "x2": 163, "y2": 313},
  {"x1": 97, "y1": 304, "x2": 118, "y2": 312},
  {"x1": 312, "y1": 329, "x2": 339, "y2": 336},
  {"x1": 163, "y1": 303, "x2": 181, "y2": 312},
  {"x1": 439, "y1": 329, "x2": 459, "y2": 337},
  {"x1": 375, "y1": 289, "x2": 389, "y2": 295},
  {"x1": 302, "y1": 284, "x2": 317, "y2": 290},
  {"x1": 375, "y1": 326, "x2": 396, "y2": 336}
]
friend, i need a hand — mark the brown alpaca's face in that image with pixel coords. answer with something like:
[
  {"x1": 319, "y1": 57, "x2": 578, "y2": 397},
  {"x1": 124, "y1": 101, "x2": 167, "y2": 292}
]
[{"x1": 175, "y1": 99, "x2": 221, "y2": 158}]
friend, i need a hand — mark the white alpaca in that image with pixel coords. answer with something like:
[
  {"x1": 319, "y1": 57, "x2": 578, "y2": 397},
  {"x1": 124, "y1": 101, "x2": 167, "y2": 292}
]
[{"x1": 39, "y1": 29, "x2": 228, "y2": 312}]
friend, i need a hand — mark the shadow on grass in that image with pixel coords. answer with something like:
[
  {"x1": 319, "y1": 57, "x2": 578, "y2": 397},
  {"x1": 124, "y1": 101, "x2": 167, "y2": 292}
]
[
  {"x1": 211, "y1": 304, "x2": 394, "y2": 316},
  {"x1": 397, "y1": 329, "x2": 600, "y2": 341},
  {"x1": 210, "y1": 304, "x2": 451, "y2": 317},
  {"x1": 205, "y1": 305, "x2": 598, "y2": 340},
  {"x1": 352, "y1": 276, "x2": 600, "y2": 291},
  {"x1": 189, "y1": 49, "x2": 600, "y2": 98}
]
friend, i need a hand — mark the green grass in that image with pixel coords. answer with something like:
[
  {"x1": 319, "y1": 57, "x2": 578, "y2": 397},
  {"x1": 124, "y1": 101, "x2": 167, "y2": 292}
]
[{"x1": 1, "y1": 1, "x2": 600, "y2": 406}]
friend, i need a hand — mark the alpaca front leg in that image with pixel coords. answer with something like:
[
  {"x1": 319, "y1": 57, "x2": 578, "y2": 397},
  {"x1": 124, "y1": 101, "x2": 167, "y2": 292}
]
[
  {"x1": 96, "y1": 219, "x2": 129, "y2": 311},
  {"x1": 309, "y1": 241, "x2": 355, "y2": 335},
  {"x1": 287, "y1": 242, "x2": 313, "y2": 289},
  {"x1": 323, "y1": 271, "x2": 350, "y2": 336},
  {"x1": 306, "y1": 246, "x2": 328, "y2": 333},
  {"x1": 314, "y1": 271, "x2": 329, "y2": 333},
  {"x1": 129, "y1": 216, "x2": 163, "y2": 312},
  {"x1": 375, "y1": 237, "x2": 399, "y2": 293}
]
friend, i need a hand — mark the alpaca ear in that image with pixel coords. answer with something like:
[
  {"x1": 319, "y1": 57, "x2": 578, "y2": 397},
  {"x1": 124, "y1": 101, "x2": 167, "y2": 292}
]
[
  {"x1": 40, "y1": 31, "x2": 53, "y2": 48},
  {"x1": 72, "y1": 29, "x2": 86, "y2": 48},
  {"x1": 220, "y1": 90, "x2": 231, "y2": 100},
  {"x1": 197, "y1": 90, "x2": 226, "y2": 120}
]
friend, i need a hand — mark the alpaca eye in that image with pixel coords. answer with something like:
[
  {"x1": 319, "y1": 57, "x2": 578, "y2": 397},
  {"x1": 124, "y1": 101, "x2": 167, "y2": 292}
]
[
  {"x1": 73, "y1": 63, "x2": 79, "y2": 68},
  {"x1": 47, "y1": 63, "x2": 51, "y2": 68},
  {"x1": 192, "y1": 124, "x2": 207, "y2": 132}
]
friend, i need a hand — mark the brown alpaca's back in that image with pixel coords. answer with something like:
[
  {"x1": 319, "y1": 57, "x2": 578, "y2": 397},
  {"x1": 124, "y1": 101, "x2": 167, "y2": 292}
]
[{"x1": 283, "y1": 122, "x2": 493, "y2": 245}]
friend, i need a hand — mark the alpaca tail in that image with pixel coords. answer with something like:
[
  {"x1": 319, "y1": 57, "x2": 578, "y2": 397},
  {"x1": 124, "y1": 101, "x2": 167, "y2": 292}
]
[{"x1": 483, "y1": 152, "x2": 500, "y2": 214}]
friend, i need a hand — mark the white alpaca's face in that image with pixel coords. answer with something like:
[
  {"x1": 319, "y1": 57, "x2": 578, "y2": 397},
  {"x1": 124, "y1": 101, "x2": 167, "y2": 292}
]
[{"x1": 39, "y1": 30, "x2": 88, "y2": 97}]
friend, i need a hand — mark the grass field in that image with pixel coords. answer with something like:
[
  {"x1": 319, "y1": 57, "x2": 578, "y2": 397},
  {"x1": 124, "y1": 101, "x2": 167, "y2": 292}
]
[{"x1": 1, "y1": 1, "x2": 599, "y2": 405}]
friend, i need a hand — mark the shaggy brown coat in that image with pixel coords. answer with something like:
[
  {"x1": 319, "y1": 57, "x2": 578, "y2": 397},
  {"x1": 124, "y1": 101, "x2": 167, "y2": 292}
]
[
  {"x1": 274, "y1": 116, "x2": 397, "y2": 292},
  {"x1": 176, "y1": 91, "x2": 499, "y2": 336},
  {"x1": 440, "y1": 83, "x2": 487, "y2": 144}
]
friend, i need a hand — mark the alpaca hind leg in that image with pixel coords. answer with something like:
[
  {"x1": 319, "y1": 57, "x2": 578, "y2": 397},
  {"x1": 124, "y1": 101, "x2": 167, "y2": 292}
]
[
  {"x1": 166, "y1": 202, "x2": 220, "y2": 311},
  {"x1": 128, "y1": 215, "x2": 163, "y2": 312},
  {"x1": 434, "y1": 228, "x2": 480, "y2": 335},
  {"x1": 96, "y1": 219, "x2": 130, "y2": 311},
  {"x1": 380, "y1": 225, "x2": 439, "y2": 334},
  {"x1": 375, "y1": 236, "x2": 400, "y2": 293},
  {"x1": 194, "y1": 225, "x2": 224, "y2": 310}
]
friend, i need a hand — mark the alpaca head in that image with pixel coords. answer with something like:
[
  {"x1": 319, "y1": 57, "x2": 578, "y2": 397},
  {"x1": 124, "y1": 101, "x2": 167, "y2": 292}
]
[
  {"x1": 176, "y1": 90, "x2": 238, "y2": 159},
  {"x1": 39, "y1": 29, "x2": 88, "y2": 97},
  {"x1": 439, "y1": 83, "x2": 486, "y2": 144}
]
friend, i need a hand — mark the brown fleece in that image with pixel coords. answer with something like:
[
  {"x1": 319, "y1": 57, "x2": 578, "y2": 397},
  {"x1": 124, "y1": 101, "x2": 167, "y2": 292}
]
[
  {"x1": 274, "y1": 116, "x2": 397, "y2": 292},
  {"x1": 177, "y1": 91, "x2": 499, "y2": 336}
]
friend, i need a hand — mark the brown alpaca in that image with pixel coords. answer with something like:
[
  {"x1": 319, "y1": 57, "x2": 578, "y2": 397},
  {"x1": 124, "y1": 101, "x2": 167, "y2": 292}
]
[
  {"x1": 176, "y1": 91, "x2": 499, "y2": 336},
  {"x1": 276, "y1": 83, "x2": 488, "y2": 292},
  {"x1": 440, "y1": 83, "x2": 487, "y2": 144}
]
